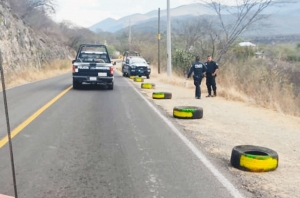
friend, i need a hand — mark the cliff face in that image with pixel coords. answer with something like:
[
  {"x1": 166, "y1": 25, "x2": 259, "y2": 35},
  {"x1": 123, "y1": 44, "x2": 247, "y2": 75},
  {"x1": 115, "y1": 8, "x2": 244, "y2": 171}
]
[{"x1": 0, "y1": 0, "x2": 74, "y2": 72}]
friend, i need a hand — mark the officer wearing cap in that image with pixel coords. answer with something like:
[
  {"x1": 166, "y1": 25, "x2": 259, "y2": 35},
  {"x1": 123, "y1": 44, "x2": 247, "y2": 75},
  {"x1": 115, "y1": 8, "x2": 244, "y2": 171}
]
[
  {"x1": 205, "y1": 55, "x2": 219, "y2": 97},
  {"x1": 186, "y1": 56, "x2": 206, "y2": 99}
]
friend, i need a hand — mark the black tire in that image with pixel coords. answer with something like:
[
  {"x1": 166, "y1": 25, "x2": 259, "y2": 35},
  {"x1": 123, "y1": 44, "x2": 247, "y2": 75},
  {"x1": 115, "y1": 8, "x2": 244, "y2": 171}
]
[
  {"x1": 141, "y1": 83, "x2": 155, "y2": 89},
  {"x1": 230, "y1": 145, "x2": 279, "y2": 172},
  {"x1": 127, "y1": 71, "x2": 131, "y2": 78},
  {"x1": 152, "y1": 92, "x2": 172, "y2": 99},
  {"x1": 73, "y1": 81, "x2": 80, "y2": 89},
  {"x1": 146, "y1": 75, "x2": 150, "y2": 79},
  {"x1": 73, "y1": 83, "x2": 78, "y2": 89},
  {"x1": 134, "y1": 77, "x2": 144, "y2": 82},
  {"x1": 173, "y1": 106, "x2": 203, "y2": 119},
  {"x1": 107, "y1": 82, "x2": 114, "y2": 90}
]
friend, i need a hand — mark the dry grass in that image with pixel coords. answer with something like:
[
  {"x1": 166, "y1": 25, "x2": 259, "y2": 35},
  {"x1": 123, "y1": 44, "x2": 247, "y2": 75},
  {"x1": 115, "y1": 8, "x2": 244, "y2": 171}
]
[
  {"x1": 218, "y1": 58, "x2": 300, "y2": 116},
  {"x1": 109, "y1": 60, "x2": 300, "y2": 116},
  {"x1": 1, "y1": 59, "x2": 71, "y2": 90},
  {"x1": 150, "y1": 59, "x2": 300, "y2": 117},
  {"x1": 150, "y1": 65, "x2": 249, "y2": 101},
  {"x1": 151, "y1": 69, "x2": 193, "y2": 89}
]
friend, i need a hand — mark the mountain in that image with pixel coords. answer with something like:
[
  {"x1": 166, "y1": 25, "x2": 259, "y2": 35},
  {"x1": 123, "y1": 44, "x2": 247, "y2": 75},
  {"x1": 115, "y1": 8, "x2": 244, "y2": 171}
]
[
  {"x1": 89, "y1": 3, "x2": 215, "y2": 33},
  {"x1": 90, "y1": 14, "x2": 149, "y2": 33},
  {"x1": 89, "y1": 18, "x2": 117, "y2": 32},
  {"x1": 89, "y1": 2, "x2": 300, "y2": 37}
]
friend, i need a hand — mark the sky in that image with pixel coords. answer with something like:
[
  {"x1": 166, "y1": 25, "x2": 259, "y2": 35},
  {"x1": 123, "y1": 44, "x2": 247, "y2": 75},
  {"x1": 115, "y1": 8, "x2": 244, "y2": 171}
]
[{"x1": 51, "y1": 0, "x2": 197, "y2": 28}]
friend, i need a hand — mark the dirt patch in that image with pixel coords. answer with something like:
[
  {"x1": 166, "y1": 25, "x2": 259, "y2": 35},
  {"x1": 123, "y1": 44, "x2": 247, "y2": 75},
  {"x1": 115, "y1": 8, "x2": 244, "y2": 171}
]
[{"x1": 118, "y1": 69, "x2": 300, "y2": 198}]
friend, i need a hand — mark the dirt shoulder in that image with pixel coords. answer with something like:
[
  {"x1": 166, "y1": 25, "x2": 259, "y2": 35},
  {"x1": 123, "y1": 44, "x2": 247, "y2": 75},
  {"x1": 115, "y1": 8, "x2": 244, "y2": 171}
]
[{"x1": 120, "y1": 69, "x2": 300, "y2": 198}]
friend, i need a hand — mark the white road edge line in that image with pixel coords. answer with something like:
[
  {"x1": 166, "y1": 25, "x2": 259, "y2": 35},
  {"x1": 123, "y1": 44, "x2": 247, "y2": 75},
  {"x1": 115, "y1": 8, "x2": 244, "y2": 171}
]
[{"x1": 125, "y1": 77, "x2": 245, "y2": 198}]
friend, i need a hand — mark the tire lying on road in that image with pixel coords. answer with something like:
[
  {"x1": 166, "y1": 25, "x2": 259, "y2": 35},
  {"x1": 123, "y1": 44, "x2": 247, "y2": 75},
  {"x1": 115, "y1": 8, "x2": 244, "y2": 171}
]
[
  {"x1": 152, "y1": 92, "x2": 172, "y2": 99},
  {"x1": 141, "y1": 83, "x2": 155, "y2": 89},
  {"x1": 129, "y1": 76, "x2": 136, "y2": 79},
  {"x1": 173, "y1": 106, "x2": 203, "y2": 119},
  {"x1": 134, "y1": 77, "x2": 144, "y2": 82},
  {"x1": 230, "y1": 145, "x2": 279, "y2": 172}
]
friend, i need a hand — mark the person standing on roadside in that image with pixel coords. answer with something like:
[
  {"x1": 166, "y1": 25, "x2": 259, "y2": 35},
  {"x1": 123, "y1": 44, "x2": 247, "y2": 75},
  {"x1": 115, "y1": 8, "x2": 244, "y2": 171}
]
[
  {"x1": 205, "y1": 55, "x2": 219, "y2": 97},
  {"x1": 186, "y1": 56, "x2": 206, "y2": 99}
]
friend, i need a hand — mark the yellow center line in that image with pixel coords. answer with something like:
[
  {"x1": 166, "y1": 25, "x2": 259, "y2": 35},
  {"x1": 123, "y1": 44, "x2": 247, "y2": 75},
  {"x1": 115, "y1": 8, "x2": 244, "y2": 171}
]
[{"x1": 0, "y1": 85, "x2": 72, "y2": 149}]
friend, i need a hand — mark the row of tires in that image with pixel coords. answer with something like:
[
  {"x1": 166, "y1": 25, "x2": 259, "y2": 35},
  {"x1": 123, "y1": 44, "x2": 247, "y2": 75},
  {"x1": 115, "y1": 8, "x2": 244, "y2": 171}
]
[
  {"x1": 130, "y1": 75, "x2": 279, "y2": 173},
  {"x1": 131, "y1": 76, "x2": 204, "y2": 120}
]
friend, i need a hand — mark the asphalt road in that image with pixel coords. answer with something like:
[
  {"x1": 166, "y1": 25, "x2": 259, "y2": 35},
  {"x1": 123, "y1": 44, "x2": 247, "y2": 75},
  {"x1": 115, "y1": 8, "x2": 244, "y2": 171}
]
[{"x1": 0, "y1": 72, "x2": 239, "y2": 198}]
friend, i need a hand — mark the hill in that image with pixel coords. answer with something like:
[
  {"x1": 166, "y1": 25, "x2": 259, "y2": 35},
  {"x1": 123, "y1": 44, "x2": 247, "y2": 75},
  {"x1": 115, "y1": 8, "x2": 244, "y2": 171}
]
[
  {"x1": 89, "y1": 3, "x2": 215, "y2": 33},
  {"x1": 89, "y1": 2, "x2": 300, "y2": 37}
]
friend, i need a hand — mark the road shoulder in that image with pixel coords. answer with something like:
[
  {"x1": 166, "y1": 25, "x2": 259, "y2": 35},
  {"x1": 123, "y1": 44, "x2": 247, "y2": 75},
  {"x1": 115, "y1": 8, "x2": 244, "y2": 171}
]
[{"x1": 121, "y1": 70, "x2": 300, "y2": 198}]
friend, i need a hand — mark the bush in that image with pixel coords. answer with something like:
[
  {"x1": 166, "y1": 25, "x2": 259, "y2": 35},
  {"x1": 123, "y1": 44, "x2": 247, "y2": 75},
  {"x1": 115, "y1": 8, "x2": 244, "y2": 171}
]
[{"x1": 172, "y1": 49, "x2": 194, "y2": 76}]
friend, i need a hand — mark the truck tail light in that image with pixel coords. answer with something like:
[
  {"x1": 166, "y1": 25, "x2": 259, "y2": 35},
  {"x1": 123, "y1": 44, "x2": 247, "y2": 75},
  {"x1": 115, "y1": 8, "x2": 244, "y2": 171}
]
[
  {"x1": 110, "y1": 67, "x2": 114, "y2": 75},
  {"x1": 72, "y1": 65, "x2": 75, "y2": 73}
]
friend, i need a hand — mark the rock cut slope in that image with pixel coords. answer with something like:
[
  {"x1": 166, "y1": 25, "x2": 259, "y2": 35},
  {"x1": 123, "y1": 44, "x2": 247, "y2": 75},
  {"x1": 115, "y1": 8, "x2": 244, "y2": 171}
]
[{"x1": 0, "y1": 0, "x2": 73, "y2": 72}]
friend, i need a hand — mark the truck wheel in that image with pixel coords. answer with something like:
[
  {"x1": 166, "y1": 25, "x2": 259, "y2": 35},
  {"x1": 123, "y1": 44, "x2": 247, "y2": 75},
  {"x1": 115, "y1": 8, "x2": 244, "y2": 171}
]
[
  {"x1": 108, "y1": 82, "x2": 114, "y2": 90},
  {"x1": 73, "y1": 81, "x2": 80, "y2": 89},
  {"x1": 146, "y1": 75, "x2": 150, "y2": 79}
]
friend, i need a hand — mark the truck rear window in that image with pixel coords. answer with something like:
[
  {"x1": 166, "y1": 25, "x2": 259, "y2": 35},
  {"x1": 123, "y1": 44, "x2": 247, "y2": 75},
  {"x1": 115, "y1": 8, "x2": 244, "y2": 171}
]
[{"x1": 78, "y1": 46, "x2": 110, "y2": 63}]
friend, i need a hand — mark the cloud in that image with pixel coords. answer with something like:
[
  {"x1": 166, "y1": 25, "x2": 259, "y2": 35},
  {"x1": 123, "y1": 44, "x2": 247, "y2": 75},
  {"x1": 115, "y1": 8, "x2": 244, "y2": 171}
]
[
  {"x1": 57, "y1": 0, "x2": 100, "y2": 9},
  {"x1": 52, "y1": 0, "x2": 204, "y2": 28},
  {"x1": 53, "y1": 0, "x2": 119, "y2": 27},
  {"x1": 129, "y1": 5, "x2": 144, "y2": 13},
  {"x1": 54, "y1": 8, "x2": 118, "y2": 27},
  {"x1": 177, "y1": 0, "x2": 197, "y2": 4}
]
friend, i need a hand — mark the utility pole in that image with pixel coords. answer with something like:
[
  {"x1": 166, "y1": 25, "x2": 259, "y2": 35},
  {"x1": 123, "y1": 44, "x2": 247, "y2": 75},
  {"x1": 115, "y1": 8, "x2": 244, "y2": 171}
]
[
  {"x1": 158, "y1": 8, "x2": 161, "y2": 74},
  {"x1": 166, "y1": 0, "x2": 172, "y2": 76}
]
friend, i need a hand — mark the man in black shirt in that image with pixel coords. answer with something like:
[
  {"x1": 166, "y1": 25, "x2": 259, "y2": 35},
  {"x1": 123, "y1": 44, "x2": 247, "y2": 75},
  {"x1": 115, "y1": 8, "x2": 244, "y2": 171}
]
[
  {"x1": 187, "y1": 56, "x2": 206, "y2": 99},
  {"x1": 204, "y1": 55, "x2": 219, "y2": 97}
]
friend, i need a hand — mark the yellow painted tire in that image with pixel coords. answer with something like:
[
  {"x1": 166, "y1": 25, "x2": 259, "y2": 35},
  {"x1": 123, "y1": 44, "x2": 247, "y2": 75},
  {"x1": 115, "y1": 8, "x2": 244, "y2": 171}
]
[
  {"x1": 152, "y1": 92, "x2": 172, "y2": 99},
  {"x1": 134, "y1": 77, "x2": 144, "y2": 82},
  {"x1": 141, "y1": 83, "x2": 155, "y2": 89},
  {"x1": 129, "y1": 76, "x2": 136, "y2": 79},
  {"x1": 173, "y1": 106, "x2": 203, "y2": 119},
  {"x1": 230, "y1": 145, "x2": 279, "y2": 172}
]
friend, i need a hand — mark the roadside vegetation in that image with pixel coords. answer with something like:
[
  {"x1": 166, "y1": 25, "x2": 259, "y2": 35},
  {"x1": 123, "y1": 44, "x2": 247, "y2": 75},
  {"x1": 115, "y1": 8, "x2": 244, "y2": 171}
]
[
  {"x1": 110, "y1": 0, "x2": 300, "y2": 117},
  {"x1": 3, "y1": 0, "x2": 300, "y2": 116},
  {"x1": 3, "y1": 0, "x2": 117, "y2": 88},
  {"x1": 0, "y1": 59, "x2": 70, "y2": 90}
]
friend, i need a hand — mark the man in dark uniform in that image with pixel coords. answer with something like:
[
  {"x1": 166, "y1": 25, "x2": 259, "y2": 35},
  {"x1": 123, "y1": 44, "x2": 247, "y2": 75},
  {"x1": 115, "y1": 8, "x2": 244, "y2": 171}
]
[
  {"x1": 205, "y1": 55, "x2": 219, "y2": 97},
  {"x1": 186, "y1": 56, "x2": 206, "y2": 99}
]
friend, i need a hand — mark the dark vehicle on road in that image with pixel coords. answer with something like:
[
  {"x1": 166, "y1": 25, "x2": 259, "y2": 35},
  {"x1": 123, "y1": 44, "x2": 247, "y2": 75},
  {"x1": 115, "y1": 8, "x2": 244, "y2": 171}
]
[
  {"x1": 122, "y1": 51, "x2": 140, "y2": 63},
  {"x1": 72, "y1": 44, "x2": 116, "y2": 89},
  {"x1": 121, "y1": 51, "x2": 140, "y2": 68},
  {"x1": 122, "y1": 56, "x2": 151, "y2": 79}
]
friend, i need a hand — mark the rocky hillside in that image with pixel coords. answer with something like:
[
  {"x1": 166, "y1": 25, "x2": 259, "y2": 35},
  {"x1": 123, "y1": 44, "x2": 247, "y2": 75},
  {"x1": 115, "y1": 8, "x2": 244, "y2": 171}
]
[{"x1": 0, "y1": 0, "x2": 74, "y2": 73}]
